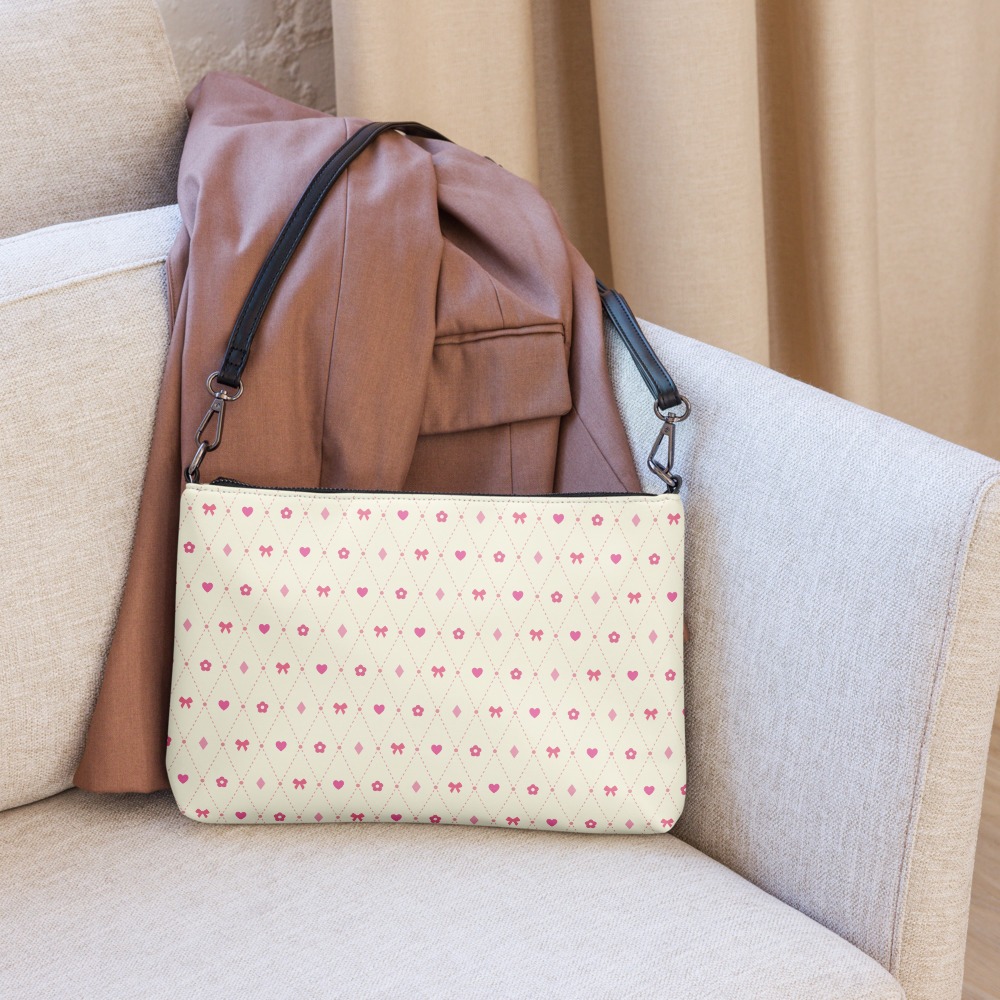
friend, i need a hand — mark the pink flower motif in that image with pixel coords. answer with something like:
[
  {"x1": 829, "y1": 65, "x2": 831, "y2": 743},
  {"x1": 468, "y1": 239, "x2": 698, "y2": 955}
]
[
  {"x1": 550, "y1": 591, "x2": 563, "y2": 603},
  {"x1": 280, "y1": 507, "x2": 292, "y2": 520},
  {"x1": 274, "y1": 812, "x2": 286, "y2": 821},
  {"x1": 412, "y1": 704, "x2": 424, "y2": 717},
  {"x1": 371, "y1": 780, "x2": 384, "y2": 792},
  {"x1": 429, "y1": 814, "x2": 442, "y2": 824},
  {"x1": 183, "y1": 541, "x2": 195, "y2": 554},
  {"x1": 567, "y1": 708, "x2": 580, "y2": 721},
  {"x1": 591, "y1": 514, "x2": 604, "y2": 526},
  {"x1": 625, "y1": 747, "x2": 637, "y2": 760},
  {"x1": 648, "y1": 553, "x2": 661, "y2": 565},
  {"x1": 680, "y1": 784, "x2": 687, "y2": 796},
  {"x1": 297, "y1": 624, "x2": 309, "y2": 637},
  {"x1": 665, "y1": 669, "x2": 676, "y2": 681},
  {"x1": 585, "y1": 819, "x2": 597, "y2": 829},
  {"x1": 314, "y1": 741, "x2": 326, "y2": 753},
  {"x1": 493, "y1": 550, "x2": 505, "y2": 563},
  {"x1": 395, "y1": 587, "x2": 407, "y2": 600},
  {"x1": 338, "y1": 547, "x2": 350, "y2": 559},
  {"x1": 527, "y1": 784, "x2": 539, "y2": 795},
  {"x1": 469, "y1": 745, "x2": 482, "y2": 757},
  {"x1": 436, "y1": 510, "x2": 448, "y2": 522},
  {"x1": 255, "y1": 701, "x2": 269, "y2": 714},
  {"x1": 216, "y1": 776, "x2": 228, "y2": 788},
  {"x1": 452, "y1": 627, "x2": 465, "y2": 640},
  {"x1": 355, "y1": 664, "x2": 367, "y2": 676},
  {"x1": 199, "y1": 659, "x2": 212, "y2": 672},
  {"x1": 239, "y1": 583, "x2": 252, "y2": 596},
  {"x1": 509, "y1": 667, "x2": 522, "y2": 681},
  {"x1": 608, "y1": 631, "x2": 620, "y2": 644}
]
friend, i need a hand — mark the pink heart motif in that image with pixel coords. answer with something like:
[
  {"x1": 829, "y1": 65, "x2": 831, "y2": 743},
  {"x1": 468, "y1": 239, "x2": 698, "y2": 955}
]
[
  {"x1": 552, "y1": 513, "x2": 564, "y2": 523},
  {"x1": 529, "y1": 707, "x2": 541, "y2": 718},
  {"x1": 241, "y1": 507, "x2": 253, "y2": 517},
  {"x1": 235, "y1": 811, "x2": 247, "y2": 819},
  {"x1": 546, "y1": 818, "x2": 558, "y2": 827},
  {"x1": 488, "y1": 783, "x2": 500, "y2": 793},
  {"x1": 332, "y1": 779, "x2": 345, "y2": 789},
  {"x1": 177, "y1": 774, "x2": 188, "y2": 784},
  {"x1": 610, "y1": 553, "x2": 622, "y2": 564},
  {"x1": 627, "y1": 670, "x2": 639, "y2": 681},
  {"x1": 454, "y1": 550, "x2": 466, "y2": 561},
  {"x1": 586, "y1": 747, "x2": 598, "y2": 758},
  {"x1": 397, "y1": 510, "x2": 409, "y2": 520},
  {"x1": 414, "y1": 627, "x2": 426, "y2": 637},
  {"x1": 391, "y1": 814, "x2": 402, "y2": 822},
  {"x1": 218, "y1": 700, "x2": 230, "y2": 710},
  {"x1": 357, "y1": 587, "x2": 368, "y2": 597},
  {"x1": 315, "y1": 663, "x2": 328, "y2": 674},
  {"x1": 202, "y1": 582, "x2": 213, "y2": 592},
  {"x1": 569, "y1": 631, "x2": 581, "y2": 641},
  {"x1": 667, "y1": 592, "x2": 678, "y2": 602},
  {"x1": 471, "y1": 667, "x2": 483, "y2": 678},
  {"x1": 258, "y1": 624, "x2": 270, "y2": 634},
  {"x1": 275, "y1": 741, "x2": 287, "y2": 751},
  {"x1": 644, "y1": 785, "x2": 655, "y2": 795},
  {"x1": 512, "y1": 590, "x2": 523, "y2": 601},
  {"x1": 431, "y1": 744, "x2": 443, "y2": 755},
  {"x1": 373, "y1": 704, "x2": 385, "y2": 714},
  {"x1": 299, "y1": 546, "x2": 310, "y2": 557}
]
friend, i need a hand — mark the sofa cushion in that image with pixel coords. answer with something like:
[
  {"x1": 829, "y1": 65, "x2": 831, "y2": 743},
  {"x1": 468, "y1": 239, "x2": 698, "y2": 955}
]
[
  {"x1": 0, "y1": 205, "x2": 182, "y2": 811},
  {"x1": 0, "y1": 789, "x2": 904, "y2": 999},
  {"x1": 0, "y1": 0, "x2": 187, "y2": 238}
]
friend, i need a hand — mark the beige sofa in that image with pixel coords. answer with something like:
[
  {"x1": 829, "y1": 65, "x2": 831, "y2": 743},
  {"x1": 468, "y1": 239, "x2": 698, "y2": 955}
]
[{"x1": 1, "y1": 2, "x2": 998, "y2": 998}]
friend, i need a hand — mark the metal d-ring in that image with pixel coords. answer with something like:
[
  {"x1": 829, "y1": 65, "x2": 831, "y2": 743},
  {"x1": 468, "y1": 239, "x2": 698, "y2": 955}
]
[
  {"x1": 647, "y1": 394, "x2": 690, "y2": 493},
  {"x1": 184, "y1": 372, "x2": 245, "y2": 483}
]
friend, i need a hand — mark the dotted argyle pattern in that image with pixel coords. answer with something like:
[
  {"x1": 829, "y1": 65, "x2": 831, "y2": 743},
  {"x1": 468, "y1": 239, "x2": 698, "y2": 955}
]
[{"x1": 168, "y1": 483, "x2": 685, "y2": 834}]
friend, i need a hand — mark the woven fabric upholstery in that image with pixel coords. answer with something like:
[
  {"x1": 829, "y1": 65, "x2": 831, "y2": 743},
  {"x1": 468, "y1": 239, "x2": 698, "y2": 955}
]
[
  {"x1": 0, "y1": 0, "x2": 186, "y2": 238},
  {"x1": 0, "y1": 789, "x2": 904, "y2": 999},
  {"x1": 607, "y1": 318, "x2": 1000, "y2": 1000},
  {"x1": 0, "y1": 205, "x2": 182, "y2": 811}
]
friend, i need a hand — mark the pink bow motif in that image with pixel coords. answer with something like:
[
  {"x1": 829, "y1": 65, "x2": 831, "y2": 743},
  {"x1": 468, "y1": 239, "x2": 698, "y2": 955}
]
[
  {"x1": 196, "y1": 808, "x2": 210, "y2": 818},
  {"x1": 513, "y1": 512, "x2": 527, "y2": 524},
  {"x1": 667, "y1": 512, "x2": 681, "y2": 525},
  {"x1": 333, "y1": 702, "x2": 347, "y2": 714},
  {"x1": 489, "y1": 705, "x2": 503, "y2": 718},
  {"x1": 431, "y1": 665, "x2": 445, "y2": 677},
  {"x1": 293, "y1": 778, "x2": 307, "y2": 790},
  {"x1": 472, "y1": 588, "x2": 486, "y2": 601},
  {"x1": 275, "y1": 662, "x2": 289, "y2": 674},
  {"x1": 414, "y1": 548, "x2": 429, "y2": 560},
  {"x1": 448, "y1": 781, "x2": 462, "y2": 793},
  {"x1": 374, "y1": 625, "x2": 388, "y2": 638},
  {"x1": 350, "y1": 812, "x2": 364, "y2": 822},
  {"x1": 259, "y1": 545, "x2": 273, "y2": 557},
  {"x1": 316, "y1": 585, "x2": 331, "y2": 597},
  {"x1": 586, "y1": 669, "x2": 601, "y2": 682},
  {"x1": 627, "y1": 592, "x2": 641, "y2": 604},
  {"x1": 546, "y1": 746, "x2": 560, "y2": 758},
  {"x1": 235, "y1": 739, "x2": 249, "y2": 751},
  {"x1": 358, "y1": 508, "x2": 371, "y2": 520},
  {"x1": 202, "y1": 503, "x2": 216, "y2": 516},
  {"x1": 506, "y1": 816, "x2": 521, "y2": 825},
  {"x1": 529, "y1": 629, "x2": 543, "y2": 641},
  {"x1": 178, "y1": 696, "x2": 192, "y2": 709},
  {"x1": 570, "y1": 552, "x2": 584, "y2": 564},
  {"x1": 604, "y1": 785, "x2": 618, "y2": 797},
  {"x1": 218, "y1": 621, "x2": 233, "y2": 633},
  {"x1": 390, "y1": 742, "x2": 405, "y2": 755},
  {"x1": 644, "y1": 708, "x2": 658, "y2": 720}
]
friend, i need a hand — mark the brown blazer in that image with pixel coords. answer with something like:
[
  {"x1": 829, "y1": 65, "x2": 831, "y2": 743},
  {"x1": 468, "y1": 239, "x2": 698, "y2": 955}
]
[{"x1": 74, "y1": 72, "x2": 643, "y2": 793}]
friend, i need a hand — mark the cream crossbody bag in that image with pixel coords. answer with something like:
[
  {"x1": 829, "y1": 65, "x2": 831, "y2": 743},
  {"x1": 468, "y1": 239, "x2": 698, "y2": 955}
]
[{"x1": 167, "y1": 122, "x2": 691, "y2": 834}]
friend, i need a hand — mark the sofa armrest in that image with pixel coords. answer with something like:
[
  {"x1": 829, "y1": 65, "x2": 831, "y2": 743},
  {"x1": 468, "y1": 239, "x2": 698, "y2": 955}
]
[{"x1": 607, "y1": 317, "x2": 1000, "y2": 1000}]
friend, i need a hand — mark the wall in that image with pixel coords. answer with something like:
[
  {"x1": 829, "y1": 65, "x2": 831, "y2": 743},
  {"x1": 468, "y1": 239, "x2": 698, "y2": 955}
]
[{"x1": 154, "y1": 0, "x2": 336, "y2": 112}]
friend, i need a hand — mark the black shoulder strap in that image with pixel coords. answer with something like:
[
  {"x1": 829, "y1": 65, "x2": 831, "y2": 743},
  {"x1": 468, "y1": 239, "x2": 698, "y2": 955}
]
[{"x1": 212, "y1": 119, "x2": 682, "y2": 412}]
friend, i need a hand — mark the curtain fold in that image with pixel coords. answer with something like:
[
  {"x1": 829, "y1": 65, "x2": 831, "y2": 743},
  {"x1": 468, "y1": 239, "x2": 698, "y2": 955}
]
[{"x1": 330, "y1": 0, "x2": 1000, "y2": 459}]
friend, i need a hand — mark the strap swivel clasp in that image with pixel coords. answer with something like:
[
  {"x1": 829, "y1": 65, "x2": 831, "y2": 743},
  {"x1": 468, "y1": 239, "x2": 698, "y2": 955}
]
[
  {"x1": 647, "y1": 395, "x2": 690, "y2": 494},
  {"x1": 184, "y1": 372, "x2": 243, "y2": 484}
]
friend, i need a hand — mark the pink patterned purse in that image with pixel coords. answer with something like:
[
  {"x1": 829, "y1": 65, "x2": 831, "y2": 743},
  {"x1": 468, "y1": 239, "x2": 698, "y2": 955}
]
[{"x1": 166, "y1": 123, "x2": 690, "y2": 834}]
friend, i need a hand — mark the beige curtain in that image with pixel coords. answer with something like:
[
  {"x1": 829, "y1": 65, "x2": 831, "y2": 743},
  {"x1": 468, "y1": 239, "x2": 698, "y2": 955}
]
[{"x1": 331, "y1": 0, "x2": 1000, "y2": 460}]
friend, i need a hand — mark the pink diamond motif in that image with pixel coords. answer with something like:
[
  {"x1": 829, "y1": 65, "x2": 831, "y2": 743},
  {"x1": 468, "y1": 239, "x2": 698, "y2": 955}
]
[
  {"x1": 378, "y1": 547, "x2": 387, "y2": 561},
  {"x1": 476, "y1": 511, "x2": 485, "y2": 523},
  {"x1": 280, "y1": 584, "x2": 289, "y2": 597},
  {"x1": 320, "y1": 507, "x2": 330, "y2": 520},
  {"x1": 510, "y1": 745, "x2": 519, "y2": 758},
  {"x1": 337, "y1": 624, "x2": 347, "y2": 638},
  {"x1": 568, "y1": 785, "x2": 576, "y2": 796},
  {"x1": 632, "y1": 514, "x2": 641, "y2": 526},
  {"x1": 412, "y1": 781, "x2": 420, "y2": 793},
  {"x1": 649, "y1": 630, "x2": 658, "y2": 643},
  {"x1": 453, "y1": 705, "x2": 462, "y2": 718},
  {"x1": 198, "y1": 737, "x2": 208, "y2": 749},
  {"x1": 550, "y1": 668, "x2": 559, "y2": 681},
  {"x1": 625, "y1": 819, "x2": 634, "y2": 829},
  {"x1": 182, "y1": 619, "x2": 192, "y2": 632},
  {"x1": 533, "y1": 550, "x2": 543, "y2": 564},
  {"x1": 297, "y1": 702, "x2": 306, "y2": 714},
  {"x1": 239, "y1": 661, "x2": 249, "y2": 674},
  {"x1": 436, "y1": 588, "x2": 445, "y2": 600},
  {"x1": 314, "y1": 813, "x2": 323, "y2": 821},
  {"x1": 223, "y1": 543, "x2": 232, "y2": 556},
  {"x1": 665, "y1": 746, "x2": 673, "y2": 759},
  {"x1": 256, "y1": 778, "x2": 265, "y2": 789},
  {"x1": 493, "y1": 628, "x2": 502, "y2": 640},
  {"x1": 591, "y1": 592, "x2": 600, "y2": 604},
  {"x1": 395, "y1": 665, "x2": 404, "y2": 677},
  {"x1": 354, "y1": 742, "x2": 363, "y2": 754},
  {"x1": 608, "y1": 709, "x2": 617, "y2": 721}
]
